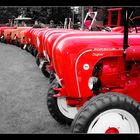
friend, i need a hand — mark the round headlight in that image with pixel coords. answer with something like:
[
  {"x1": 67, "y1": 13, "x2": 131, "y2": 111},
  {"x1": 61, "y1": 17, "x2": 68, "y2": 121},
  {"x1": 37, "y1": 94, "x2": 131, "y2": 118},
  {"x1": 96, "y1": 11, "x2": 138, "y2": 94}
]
[{"x1": 88, "y1": 77, "x2": 98, "y2": 90}]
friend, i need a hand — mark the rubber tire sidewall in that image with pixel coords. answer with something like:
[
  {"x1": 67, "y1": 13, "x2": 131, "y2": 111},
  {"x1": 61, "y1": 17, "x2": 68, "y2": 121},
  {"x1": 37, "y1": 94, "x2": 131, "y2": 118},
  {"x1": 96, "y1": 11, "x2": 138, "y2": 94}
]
[
  {"x1": 36, "y1": 56, "x2": 40, "y2": 66},
  {"x1": 47, "y1": 79, "x2": 73, "y2": 125},
  {"x1": 41, "y1": 62, "x2": 50, "y2": 78},
  {"x1": 71, "y1": 93, "x2": 140, "y2": 133},
  {"x1": 33, "y1": 48, "x2": 38, "y2": 57}
]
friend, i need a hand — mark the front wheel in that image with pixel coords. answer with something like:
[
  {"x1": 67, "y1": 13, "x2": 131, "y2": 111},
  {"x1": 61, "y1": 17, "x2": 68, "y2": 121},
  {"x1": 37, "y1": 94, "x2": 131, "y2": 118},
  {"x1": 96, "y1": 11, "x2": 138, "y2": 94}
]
[
  {"x1": 49, "y1": 71, "x2": 56, "y2": 83},
  {"x1": 40, "y1": 62, "x2": 50, "y2": 78},
  {"x1": 33, "y1": 48, "x2": 38, "y2": 57},
  {"x1": 71, "y1": 93, "x2": 140, "y2": 133},
  {"x1": 36, "y1": 56, "x2": 40, "y2": 66},
  {"x1": 1, "y1": 37, "x2": 6, "y2": 43},
  {"x1": 47, "y1": 79, "x2": 79, "y2": 125}
]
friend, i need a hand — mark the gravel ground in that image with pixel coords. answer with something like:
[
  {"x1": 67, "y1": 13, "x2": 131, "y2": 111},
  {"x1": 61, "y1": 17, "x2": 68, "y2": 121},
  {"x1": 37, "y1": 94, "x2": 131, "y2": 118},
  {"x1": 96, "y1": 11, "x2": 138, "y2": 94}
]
[{"x1": 0, "y1": 42, "x2": 71, "y2": 134}]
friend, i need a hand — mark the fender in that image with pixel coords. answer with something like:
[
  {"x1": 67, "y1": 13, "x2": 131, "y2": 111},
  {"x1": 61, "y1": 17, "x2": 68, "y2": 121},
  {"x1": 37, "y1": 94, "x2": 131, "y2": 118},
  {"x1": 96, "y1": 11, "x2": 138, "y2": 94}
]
[
  {"x1": 52, "y1": 31, "x2": 122, "y2": 75},
  {"x1": 26, "y1": 28, "x2": 39, "y2": 45},
  {"x1": 31, "y1": 28, "x2": 46, "y2": 49},
  {"x1": 24, "y1": 27, "x2": 34, "y2": 44},
  {"x1": 41, "y1": 28, "x2": 56, "y2": 57},
  {"x1": 11, "y1": 27, "x2": 31, "y2": 42},
  {"x1": 35, "y1": 29, "x2": 48, "y2": 55},
  {"x1": 19, "y1": 28, "x2": 31, "y2": 44},
  {"x1": 29, "y1": 28, "x2": 41, "y2": 46},
  {"x1": 43, "y1": 29, "x2": 74, "y2": 60},
  {"x1": 42, "y1": 29, "x2": 72, "y2": 55},
  {"x1": 3, "y1": 28, "x2": 17, "y2": 43}
]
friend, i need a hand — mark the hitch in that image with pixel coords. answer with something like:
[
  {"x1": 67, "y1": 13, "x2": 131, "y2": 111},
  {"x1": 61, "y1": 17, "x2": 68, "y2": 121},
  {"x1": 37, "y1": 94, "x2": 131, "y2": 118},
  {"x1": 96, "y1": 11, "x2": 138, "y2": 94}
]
[{"x1": 123, "y1": 8, "x2": 129, "y2": 58}]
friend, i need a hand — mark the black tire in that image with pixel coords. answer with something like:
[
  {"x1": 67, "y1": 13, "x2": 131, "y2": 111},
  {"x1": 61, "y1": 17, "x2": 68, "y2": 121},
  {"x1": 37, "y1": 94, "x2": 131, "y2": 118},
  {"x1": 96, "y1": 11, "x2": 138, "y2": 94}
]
[
  {"x1": 16, "y1": 41, "x2": 20, "y2": 47},
  {"x1": 71, "y1": 93, "x2": 140, "y2": 133},
  {"x1": 33, "y1": 48, "x2": 38, "y2": 57},
  {"x1": 15, "y1": 39, "x2": 21, "y2": 48},
  {"x1": 13, "y1": 39, "x2": 19, "y2": 46},
  {"x1": 11, "y1": 40, "x2": 14, "y2": 45},
  {"x1": 41, "y1": 62, "x2": 50, "y2": 78},
  {"x1": 28, "y1": 45, "x2": 32, "y2": 53},
  {"x1": 47, "y1": 79, "x2": 73, "y2": 125},
  {"x1": 1, "y1": 38, "x2": 6, "y2": 43},
  {"x1": 20, "y1": 44, "x2": 24, "y2": 50},
  {"x1": 30, "y1": 47, "x2": 35, "y2": 56},
  {"x1": 49, "y1": 71, "x2": 56, "y2": 83},
  {"x1": 36, "y1": 56, "x2": 40, "y2": 66},
  {"x1": 25, "y1": 44, "x2": 30, "y2": 52},
  {"x1": 16, "y1": 40, "x2": 20, "y2": 47}
]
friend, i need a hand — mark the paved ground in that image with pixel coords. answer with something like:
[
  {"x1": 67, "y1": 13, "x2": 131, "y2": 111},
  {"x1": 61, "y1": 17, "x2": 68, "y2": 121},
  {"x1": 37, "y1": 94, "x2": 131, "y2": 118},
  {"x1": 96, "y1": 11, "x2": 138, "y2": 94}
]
[{"x1": 0, "y1": 43, "x2": 71, "y2": 134}]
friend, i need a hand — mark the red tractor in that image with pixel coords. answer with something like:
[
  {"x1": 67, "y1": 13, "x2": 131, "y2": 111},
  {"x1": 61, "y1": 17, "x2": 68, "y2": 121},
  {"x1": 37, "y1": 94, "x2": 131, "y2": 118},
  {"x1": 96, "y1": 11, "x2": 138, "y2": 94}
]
[
  {"x1": 34, "y1": 28, "x2": 55, "y2": 66},
  {"x1": 26, "y1": 28, "x2": 42, "y2": 54},
  {"x1": 0, "y1": 26, "x2": 10, "y2": 41},
  {"x1": 38, "y1": 29, "x2": 78, "y2": 78},
  {"x1": 0, "y1": 26, "x2": 17, "y2": 43},
  {"x1": 33, "y1": 28, "x2": 49, "y2": 65},
  {"x1": 23, "y1": 27, "x2": 45, "y2": 53},
  {"x1": 1, "y1": 15, "x2": 33, "y2": 45},
  {"x1": 46, "y1": 8, "x2": 140, "y2": 133},
  {"x1": 42, "y1": 30, "x2": 112, "y2": 82},
  {"x1": 10, "y1": 27, "x2": 31, "y2": 46},
  {"x1": 34, "y1": 28, "x2": 70, "y2": 67},
  {"x1": 22, "y1": 27, "x2": 35, "y2": 52},
  {"x1": 40, "y1": 8, "x2": 140, "y2": 82},
  {"x1": 17, "y1": 28, "x2": 32, "y2": 49}
]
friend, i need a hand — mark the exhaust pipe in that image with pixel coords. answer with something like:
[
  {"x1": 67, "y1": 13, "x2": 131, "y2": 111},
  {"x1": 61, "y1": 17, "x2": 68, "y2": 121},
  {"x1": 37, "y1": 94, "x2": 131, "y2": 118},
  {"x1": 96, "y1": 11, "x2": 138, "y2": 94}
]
[
  {"x1": 123, "y1": 8, "x2": 129, "y2": 57},
  {"x1": 123, "y1": 7, "x2": 135, "y2": 57}
]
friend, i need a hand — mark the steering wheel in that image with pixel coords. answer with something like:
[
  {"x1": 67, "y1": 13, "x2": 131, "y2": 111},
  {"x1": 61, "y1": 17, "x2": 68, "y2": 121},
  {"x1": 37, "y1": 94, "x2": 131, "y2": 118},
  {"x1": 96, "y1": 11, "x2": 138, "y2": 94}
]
[
  {"x1": 128, "y1": 18, "x2": 138, "y2": 33},
  {"x1": 90, "y1": 25, "x2": 112, "y2": 32}
]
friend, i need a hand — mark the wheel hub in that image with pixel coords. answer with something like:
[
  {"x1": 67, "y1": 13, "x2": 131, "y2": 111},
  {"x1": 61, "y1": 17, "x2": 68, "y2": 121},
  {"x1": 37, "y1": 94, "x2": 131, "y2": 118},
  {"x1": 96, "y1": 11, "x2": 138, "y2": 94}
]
[{"x1": 105, "y1": 127, "x2": 119, "y2": 134}]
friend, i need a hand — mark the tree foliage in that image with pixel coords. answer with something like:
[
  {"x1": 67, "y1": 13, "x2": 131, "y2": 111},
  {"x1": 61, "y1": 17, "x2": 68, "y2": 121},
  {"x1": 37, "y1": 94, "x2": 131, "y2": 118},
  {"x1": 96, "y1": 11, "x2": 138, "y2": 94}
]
[{"x1": 0, "y1": 7, "x2": 73, "y2": 24}]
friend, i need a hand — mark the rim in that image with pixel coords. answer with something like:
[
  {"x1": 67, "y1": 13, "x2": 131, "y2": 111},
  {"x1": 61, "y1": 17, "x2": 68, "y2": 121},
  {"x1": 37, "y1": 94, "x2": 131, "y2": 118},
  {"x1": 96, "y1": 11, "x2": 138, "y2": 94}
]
[
  {"x1": 57, "y1": 97, "x2": 78, "y2": 119},
  {"x1": 87, "y1": 109, "x2": 139, "y2": 134}
]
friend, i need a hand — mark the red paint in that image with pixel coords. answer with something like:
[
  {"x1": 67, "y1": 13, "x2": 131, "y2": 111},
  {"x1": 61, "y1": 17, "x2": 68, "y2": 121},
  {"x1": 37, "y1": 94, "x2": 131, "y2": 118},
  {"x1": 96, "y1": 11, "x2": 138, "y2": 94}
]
[
  {"x1": 105, "y1": 127, "x2": 119, "y2": 134},
  {"x1": 52, "y1": 32, "x2": 140, "y2": 107}
]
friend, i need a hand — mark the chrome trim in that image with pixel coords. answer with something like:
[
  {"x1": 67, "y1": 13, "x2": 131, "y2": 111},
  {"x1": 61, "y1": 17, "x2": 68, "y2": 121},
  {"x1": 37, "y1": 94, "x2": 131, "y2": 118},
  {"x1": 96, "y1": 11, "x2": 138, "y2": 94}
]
[{"x1": 75, "y1": 49, "x2": 92, "y2": 97}]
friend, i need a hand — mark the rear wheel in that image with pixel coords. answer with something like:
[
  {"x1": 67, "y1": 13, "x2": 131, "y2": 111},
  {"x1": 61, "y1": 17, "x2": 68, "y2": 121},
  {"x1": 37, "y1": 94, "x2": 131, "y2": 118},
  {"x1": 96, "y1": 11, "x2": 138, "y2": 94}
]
[
  {"x1": 47, "y1": 79, "x2": 79, "y2": 125},
  {"x1": 71, "y1": 93, "x2": 140, "y2": 133}
]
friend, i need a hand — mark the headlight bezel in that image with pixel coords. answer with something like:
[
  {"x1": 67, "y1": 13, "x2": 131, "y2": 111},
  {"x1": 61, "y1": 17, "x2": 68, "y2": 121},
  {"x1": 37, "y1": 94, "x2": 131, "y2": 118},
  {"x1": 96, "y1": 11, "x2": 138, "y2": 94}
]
[{"x1": 88, "y1": 76, "x2": 101, "y2": 92}]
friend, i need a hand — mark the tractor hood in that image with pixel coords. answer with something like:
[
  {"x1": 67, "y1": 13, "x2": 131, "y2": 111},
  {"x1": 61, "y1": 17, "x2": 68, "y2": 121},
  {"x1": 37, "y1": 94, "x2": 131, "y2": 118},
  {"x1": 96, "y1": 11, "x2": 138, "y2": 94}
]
[{"x1": 52, "y1": 31, "x2": 126, "y2": 98}]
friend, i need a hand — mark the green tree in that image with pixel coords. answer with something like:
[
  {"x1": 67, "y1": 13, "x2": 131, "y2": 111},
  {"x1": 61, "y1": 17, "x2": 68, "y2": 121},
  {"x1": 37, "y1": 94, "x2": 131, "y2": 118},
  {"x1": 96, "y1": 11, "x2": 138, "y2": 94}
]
[
  {"x1": 0, "y1": 7, "x2": 19, "y2": 23},
  {"x1": 0, "y1": 6, "x2": 73, "y2": 25}
]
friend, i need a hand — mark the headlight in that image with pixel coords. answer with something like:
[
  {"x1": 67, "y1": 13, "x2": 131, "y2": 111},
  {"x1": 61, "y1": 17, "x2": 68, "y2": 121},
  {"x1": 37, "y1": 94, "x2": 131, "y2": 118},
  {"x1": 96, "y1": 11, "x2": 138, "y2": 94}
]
[{"x1": 88, "y1": 77, "x2": 100, "y2": 91}]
